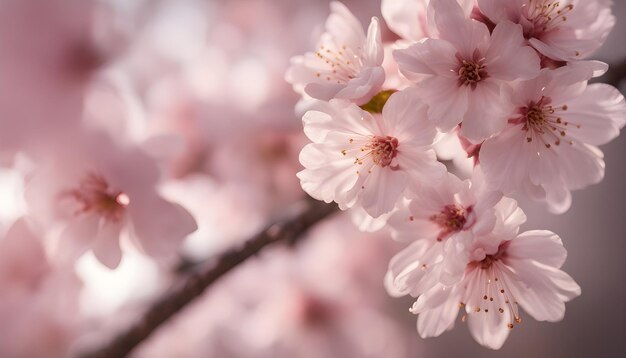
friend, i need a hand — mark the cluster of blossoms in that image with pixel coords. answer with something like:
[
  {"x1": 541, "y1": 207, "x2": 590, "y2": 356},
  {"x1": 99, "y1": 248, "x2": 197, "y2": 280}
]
[
  {"x1": 288, "y1": 0, "x2": 625, "y2": 349},
  {"x1": 0, "y1": 0, "x2": 423, "y2": 356}
]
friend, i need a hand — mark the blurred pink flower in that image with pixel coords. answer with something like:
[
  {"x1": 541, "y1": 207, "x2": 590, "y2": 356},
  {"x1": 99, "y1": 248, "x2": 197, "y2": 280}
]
[
  {"x1": 0, "y1": 0, "x2": 125, "y2": 153},
  {"x1": 477, "y1": 0, "x2": 615, "y2": 61},
  {"x1": 135, "y1": 214, "x2": 414, "y2": 358},
  {"x1": 0, "y1": 219, "x2": 83, "y2": 357},
  {"x1": 407, "y1": 229, "x2": 580, "y2": 349},
  {"x1": 394, "y1": 0, "x2": 540, "y2": 142},
  {"x1": 298, "y1": 89, "x2": 445, "y2": 218},
  {"x1": 25, "y1": 131, "x2": 197, "y2": 269},
  {"x1": 286, "y1": 2, "x2": 385, "y2": 105},
  {"x1": 480, "y1": 66, "x2": 626, "y2": 213}
]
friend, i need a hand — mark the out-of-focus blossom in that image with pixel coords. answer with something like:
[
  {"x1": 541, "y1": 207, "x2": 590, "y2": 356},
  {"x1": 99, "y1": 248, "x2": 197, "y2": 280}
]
[
  {"x1": 385, "y1": 172, "x2": 512, "y2": 291},
  {"x1": 0, "y1": 0, "x2": 126, "y2": 153},
  {"x1": 477, "y1": 0, "x2": 615, "y2": 61},
  {"x1": 298, "y1": 89, "x2": 445, "y2": 218},
  {"x1": 381, "y1": 0, "x2": 474, "y2": 41},
  {"x1": 480, "y1": 66, "x2": 626, "y2": 213},
  {"x1": 135, "y1": 214, "x2": 415, "y2": 358},
  {"x1": 25, "y1": 131, "x2": 197, "y2": 269},
  {"x1": 211, "y1": 127, "x2": 307, "y2": 211},
  {"x1": 394, "y1": 0, "x2": 540, "y2": 142},
  {"x1": 161, "y1": 175, "x2": 266, "y2": 261},
  {"x1": 0, "y1": 219, "x2": 83, "y2": 357},
  {"x1": 286, "y1": 2, "x2": 385, "y2": 105},
  {"x1": 406, "y1": 228, "x2": 580, "y2": 349}
]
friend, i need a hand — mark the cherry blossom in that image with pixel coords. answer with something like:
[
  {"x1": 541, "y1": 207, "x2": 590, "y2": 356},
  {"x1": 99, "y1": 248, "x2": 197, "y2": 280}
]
[
  {"x1": 405, "y1": 229, "x2": 581, "y2": 349},
  {"x1": 298, "y1": 88, "x2": 446, "y2": 218},
  {"x1": 24, "y1": 131, "x2": 197, "y2": 269},
  {"x1": 381, "y1": 0, "x2": 474, "y2": 41},
  {"x1": 385, "y1": 172, "x2": 518, "y2": 293},
  {"x1": 394, "y1": 0, "x2": 540, "y2": 142},
  {"x1": 477, "y1": 0, "x2": 615, "y2": 61},
  {"x1": 286, "y1": 2, "x2": 384, "y2": 105},
  {"x1": 480, "y1": 66, "x2": 626, "y2": 213},
  {"x1": 0, "y1": 219, "x2": 83, "y2": 357}
]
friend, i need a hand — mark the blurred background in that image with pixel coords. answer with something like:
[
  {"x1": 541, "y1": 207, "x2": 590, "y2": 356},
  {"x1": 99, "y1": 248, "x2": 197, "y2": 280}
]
[{"x1": 0, "y1": 0, "x2": 624, "y2": 357}]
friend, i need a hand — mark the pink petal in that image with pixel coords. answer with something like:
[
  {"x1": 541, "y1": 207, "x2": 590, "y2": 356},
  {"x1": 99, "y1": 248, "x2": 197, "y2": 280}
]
[
  {"x1": 298, "y1": 143, "x2": 359, "y2": 207},
  {"x1": 507, "y1": 259, "x2": 581, "y2": 322},
  {"x1": 430, "y1": 0, "x2": 490, "y2": 58},
  {"x1": 129, "y1": 196, "x2": 197, "y2": 257},
  {"x1": 91, "y1": 220, "x2": 123, "y2": 269},
  {"x1": 565, "y1": 84, "x2": 626, "y2": 146},
  {"x1": 420, "y1": 77, "x2": 469, "y2": 132},
  {"x1": 506, "y1": 230, "x2": 567, "y2": 269},
  {"x1": 393, "y1": 39, "x2": 458, "y2": 79},
  {"x1": 486, "y1": 21, "x2": 540, "y2": 81},
  {"x1": 57, "y1": 214, "x2": 99, "y2": 263},
  {"x1": 382, "y1": 88, "x2": 438, "y2": 146},
  {"x1": 415, "y1": 285, "x2": 462, "y2": 338},
  {"x1": 335, "y1": 66, "x2": 385, "y2": 105},
  {"x1": 364, "y1": 17, "x2": 383, "y2": 66},
  {"x1": 479, "y1": 124, "x2": 532, "y2": 193},
  {"x1": 460, "y1": 81, "x2": 510, "y2": 142},
  {"x1": 360, "y1": 168, "x2": 409, "y2": 218}
]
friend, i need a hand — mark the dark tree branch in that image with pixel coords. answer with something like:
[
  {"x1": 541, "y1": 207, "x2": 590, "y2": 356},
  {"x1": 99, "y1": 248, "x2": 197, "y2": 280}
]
[{"x1": 80, "y1": 199, "x2": 338, "y2": 358}]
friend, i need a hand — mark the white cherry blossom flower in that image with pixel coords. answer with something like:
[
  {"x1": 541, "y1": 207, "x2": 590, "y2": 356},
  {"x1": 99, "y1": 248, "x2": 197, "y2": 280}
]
[
  {"x1": 394, "y1": 0, "x2": 540, "y2": 143},
  {"x1": 477, "y1": 0, "x2": 615, "y2": 61},
  {"x1": 286, "y1": 2, "x2": 384, "y2": 105},
  {"x1": 25, "y1": 131, "x2": 197, "y2": 269},
  {"x1": 298, "y1": 88, "x2": 446, "y2": 218},
  {"x1": 479, "y1": 66, "x2": 626, "y2": 213},
  {"x1": 406, "y1": 229, "x2": 581, "y2": 349},
  {"x1": 385, "y1": 172, "x2": 519, "y2": 294}
]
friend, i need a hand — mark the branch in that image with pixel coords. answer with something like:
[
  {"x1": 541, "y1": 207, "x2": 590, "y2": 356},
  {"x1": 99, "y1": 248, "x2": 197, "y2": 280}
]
[{"x1": 80, "y1": 199, "x2": 338, "y2": 358}]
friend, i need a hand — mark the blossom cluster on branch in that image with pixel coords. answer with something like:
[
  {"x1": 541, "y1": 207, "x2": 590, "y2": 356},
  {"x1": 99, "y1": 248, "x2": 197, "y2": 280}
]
[
  {"x1": 0, "y1": 0, "x2": 624, "y2": 356},
  {"x1": 287, "y1": 0, "x2": 625, "y2": 350}
]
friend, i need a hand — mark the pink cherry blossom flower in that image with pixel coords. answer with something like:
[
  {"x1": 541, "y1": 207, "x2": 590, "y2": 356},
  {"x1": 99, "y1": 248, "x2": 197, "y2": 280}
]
[
  {"x1": 385, "y1": 172, "x2": 516, "y2": 292},
  {"x1": 477, "y1": 0, "x2": 615, "y2": 61},
  {"x1": 0, "y1": 219, "x2": 83, "y2": 357},
  {"x1": 298, "y1": 88, "x2": 446, "y2": 218},
  {"x1": 479, "y1": 66, "x2": 626, "y2": 213},
  {"x1": 25, "y1": 131, "x2": 197, "y2": 269},
  {"x1": 381, "y1": 0, "x2": 474, "y2": 41},
  {"x1": 394, "y1": 0, "x2": 540, "y2": 142},
  {"x1": 405, "y1": 229, "x2": 581, "y2": 349},
  {"x1": 0, "y1": 0, "x2": 128, "y2": 153},
  {"x1": 285, "y1": 2, "x2": 384, "y2": 105}
]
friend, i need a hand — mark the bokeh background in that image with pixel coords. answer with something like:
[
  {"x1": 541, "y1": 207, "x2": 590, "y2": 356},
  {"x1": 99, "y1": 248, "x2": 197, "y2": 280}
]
[{"x1": 0, "y1": 0, "x2": 624, "y2": 357}]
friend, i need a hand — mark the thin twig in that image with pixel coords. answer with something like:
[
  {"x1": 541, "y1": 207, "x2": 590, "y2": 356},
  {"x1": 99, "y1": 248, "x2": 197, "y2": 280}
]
[{"x1": 80, "y1": 199, "x2": 338, "y2": 358}]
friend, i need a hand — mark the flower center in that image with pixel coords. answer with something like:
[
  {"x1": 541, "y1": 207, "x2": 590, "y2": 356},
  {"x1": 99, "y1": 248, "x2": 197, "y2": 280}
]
[
  {"x1": 456, "y1": 50, "x2": 488, "y2": 89},
  {"x1": 430, "y1": 205, "x2": 471, "y2": 241},
  {"x1": 464, "y1": 243, "x2": 522, "y2": 330},
  {"x1": 64, "y1": 172, "x2": 129, "y2": 222},
  {"x1": 523, "y1": 1, "x2": 575, "y2": 40},
  {"x1": 315, "y1": 43, "x2": 361, "y2": 84},
  {"x1": 347, "y1": 135, "x2": 400, "y2": 169},
  {"x1": 518, "y1": 96, "x2": 580, "y2": 149},
  {"x1": 367, "y1": 136, "x2": 399, "y2": 167}
]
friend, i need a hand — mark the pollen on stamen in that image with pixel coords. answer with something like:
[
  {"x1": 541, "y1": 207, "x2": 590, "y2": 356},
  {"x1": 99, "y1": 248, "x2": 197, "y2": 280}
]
[{"x1": 115, "y1": 193, "x2": 130, "y2": 206}]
